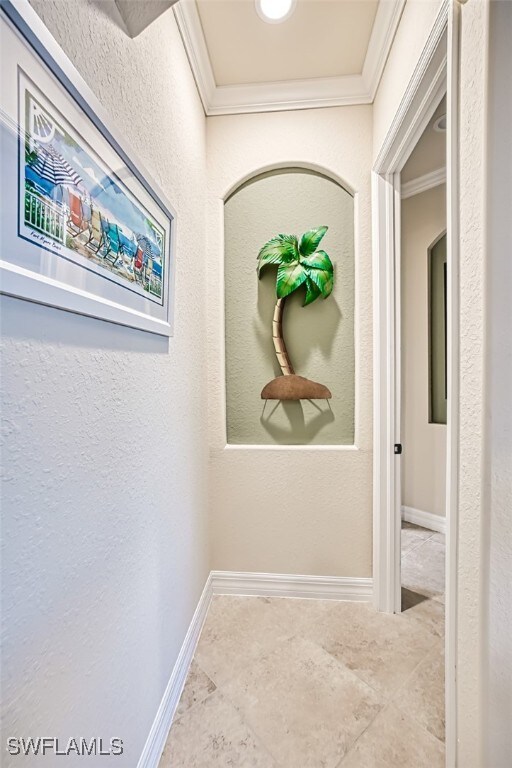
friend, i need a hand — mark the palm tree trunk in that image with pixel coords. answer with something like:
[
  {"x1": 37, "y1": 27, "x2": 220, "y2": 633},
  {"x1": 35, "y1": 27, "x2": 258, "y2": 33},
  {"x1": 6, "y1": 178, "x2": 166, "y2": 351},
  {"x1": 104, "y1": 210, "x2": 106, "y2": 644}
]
[{"x1": 272, "y1": 297, "x2": 295, "y2": 376}]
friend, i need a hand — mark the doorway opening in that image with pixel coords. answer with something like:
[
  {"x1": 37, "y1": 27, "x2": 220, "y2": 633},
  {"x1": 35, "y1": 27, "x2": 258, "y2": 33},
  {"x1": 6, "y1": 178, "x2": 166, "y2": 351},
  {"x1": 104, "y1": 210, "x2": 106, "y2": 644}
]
[{"x1": 400, "y1": 100, "x2": 447, "y2": 652}]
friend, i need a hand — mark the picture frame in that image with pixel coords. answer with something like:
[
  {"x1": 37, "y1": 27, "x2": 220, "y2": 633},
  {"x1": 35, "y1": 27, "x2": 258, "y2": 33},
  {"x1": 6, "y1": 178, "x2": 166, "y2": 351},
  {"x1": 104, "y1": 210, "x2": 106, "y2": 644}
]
[{"x1": 0, "y1": 0, "x2": 176, "y2": 336}]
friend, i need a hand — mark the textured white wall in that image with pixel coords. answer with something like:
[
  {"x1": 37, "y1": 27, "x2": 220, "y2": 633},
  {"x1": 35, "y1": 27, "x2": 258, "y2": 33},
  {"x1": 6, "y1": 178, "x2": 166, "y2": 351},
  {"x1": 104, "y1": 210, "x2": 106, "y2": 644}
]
[
  {"x1": 457, "y1": 0, "x2": 490, "y2": 764},
  {"x1": 484, "y1": 1, "x2": 512, "y2": 765},
  {"x1": 401, "y1": 185, "x2": 446, "y2": 517},
  {"x1": 207, "y1": 106, "x2": 373, "y2": 576},
  {"x1": 1, "y1": 2, "x2": 208, "y2": 766}
]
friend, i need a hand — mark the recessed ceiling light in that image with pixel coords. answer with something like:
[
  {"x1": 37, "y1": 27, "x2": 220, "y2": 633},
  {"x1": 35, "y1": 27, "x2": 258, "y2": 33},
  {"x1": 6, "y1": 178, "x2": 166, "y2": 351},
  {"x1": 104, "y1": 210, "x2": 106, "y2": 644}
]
[
  {"x1": 433, "y1": 115, "x2": 447, "y2": 132},
  {"x1": 256, "y1": 0, "x2": 296, "y2": 24}
]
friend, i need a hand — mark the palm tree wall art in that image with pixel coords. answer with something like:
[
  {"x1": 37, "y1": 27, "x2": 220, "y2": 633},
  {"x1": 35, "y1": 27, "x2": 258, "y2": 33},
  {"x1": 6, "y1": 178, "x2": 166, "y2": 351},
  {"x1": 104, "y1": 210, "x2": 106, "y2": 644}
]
[{"x1": 257, "y1": 225, "x2": 335, "y2": 400}]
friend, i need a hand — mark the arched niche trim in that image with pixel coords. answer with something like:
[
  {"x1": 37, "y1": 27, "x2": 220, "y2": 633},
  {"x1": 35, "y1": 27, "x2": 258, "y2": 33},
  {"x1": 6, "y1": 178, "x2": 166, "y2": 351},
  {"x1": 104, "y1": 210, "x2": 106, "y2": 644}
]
[{"x1": 222, "y1": 162, "x2": 356, "y2": 203}]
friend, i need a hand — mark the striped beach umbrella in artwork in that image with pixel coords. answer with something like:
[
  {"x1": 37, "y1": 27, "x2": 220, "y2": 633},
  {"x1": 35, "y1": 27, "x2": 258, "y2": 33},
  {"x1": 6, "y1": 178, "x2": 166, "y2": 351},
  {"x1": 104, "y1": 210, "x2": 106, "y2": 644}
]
[
  {"x1": 32, "y1": 108, "x2": 54, "y2": 143},
  {"x1": 29, "y1": 143, "x2": 83, "y2": 189}
]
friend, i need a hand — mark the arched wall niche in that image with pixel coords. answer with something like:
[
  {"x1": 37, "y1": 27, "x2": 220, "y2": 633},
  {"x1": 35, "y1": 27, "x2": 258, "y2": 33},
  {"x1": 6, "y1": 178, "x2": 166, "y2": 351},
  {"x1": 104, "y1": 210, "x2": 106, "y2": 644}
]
[{"x1": 224, "y1": 166, "x2": 355, "y2": 445}]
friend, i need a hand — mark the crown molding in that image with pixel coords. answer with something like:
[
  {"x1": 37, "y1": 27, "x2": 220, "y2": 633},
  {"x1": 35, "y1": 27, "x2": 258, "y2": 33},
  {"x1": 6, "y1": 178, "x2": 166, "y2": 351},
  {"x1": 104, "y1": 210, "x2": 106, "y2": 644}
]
[
  {"x1": 401, "y1": 166, "x2": 446, "y2": 198},
  {"x1": 363, "y1": 0, "x2": 407, "y2": 101},
  {"x1": 174, "y1": 0, "x2": 406, "y2": 115},
  {"x1": 373, "y1": 0, "x2": 448, "y2": 172},
  {"x1": 173, "y1": 0, "x2": 216, "y2": 113}
]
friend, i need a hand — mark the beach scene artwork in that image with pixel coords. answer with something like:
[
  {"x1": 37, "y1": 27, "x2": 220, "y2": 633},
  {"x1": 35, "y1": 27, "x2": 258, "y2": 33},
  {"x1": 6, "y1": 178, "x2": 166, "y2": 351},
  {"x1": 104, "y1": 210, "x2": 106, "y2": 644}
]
[{"x1": 20, "y1": 86, "x2": 166, "y2": 303}]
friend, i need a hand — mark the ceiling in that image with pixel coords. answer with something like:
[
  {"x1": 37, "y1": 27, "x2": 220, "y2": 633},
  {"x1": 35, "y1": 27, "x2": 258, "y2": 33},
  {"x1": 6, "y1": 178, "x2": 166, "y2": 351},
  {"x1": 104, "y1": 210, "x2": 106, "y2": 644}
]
[
  {"x1": 174, "y1": 0, "x2": 407, "y2": 114},
  {"x1": 402, "y1": 96, "x2": 446, "y2": 187},
  {"x1": 196, "y1": 0, "x2": 379, "y2": 86}
]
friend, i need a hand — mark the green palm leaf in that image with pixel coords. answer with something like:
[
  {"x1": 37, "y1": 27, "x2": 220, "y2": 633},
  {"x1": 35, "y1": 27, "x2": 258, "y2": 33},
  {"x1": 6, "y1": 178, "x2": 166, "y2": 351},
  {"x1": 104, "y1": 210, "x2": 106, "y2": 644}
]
[
  {"x1": 276, "y1": 262, "x2": 308, "y2": 298},
  {"x1": 299, "y1": 226, "x2": 328, "y2": 258},
  {"x1": 257, "y1": 227, "x2": 334, "y2": 302},
  {"x1": 308, "y1": 266, "x2": 334, "y2": 298},
  {"x1": 301, "y1": 249, "x2": 333, "y2": 272},
  {"x1": 303, "y1": 277, "x2": 322, "y2": 306},
  {"x1": 257, "y1": 233, "x2": 299, "y2": 276}
]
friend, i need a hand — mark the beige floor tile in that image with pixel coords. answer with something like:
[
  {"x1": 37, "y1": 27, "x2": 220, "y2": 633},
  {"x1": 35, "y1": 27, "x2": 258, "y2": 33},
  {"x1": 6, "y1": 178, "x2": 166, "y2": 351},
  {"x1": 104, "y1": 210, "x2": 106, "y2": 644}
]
[
  {"x1": 394, "y1": 640, "x2": 445, "y2": 742},
  {"x1": 266, "y1": 595, "x2": 369, "y2": 642},
  {"x1": 174, "y1": 660, "x2": 216, "y2": 720},
  {"x1": 279, "y1": 598, "x2": 436, "y2": 697},
  {"x1": 339, "y1": 703, "x2": 445, "y2": 768},
  {"x1": 194, "y1": 595, "x2": 293, "y2": 686},
  {"x1": 401, "y1": 526, "x2": 432, "y2": 555},
  {"x1": 162, "y1": 564, "x2": 445, "y2": 768},
  {"x1": 401, "y1": 537, "x2": 445, "y2": 600},
  {"x1": 159, "y1": 690, "x2": 277, "y2": 768},
  {"x1": 221, "y1": 634, "x2": 382, "y2": 768},
  {"x1": 401, "y1": 589, "x2": 445, "y2": 638}
]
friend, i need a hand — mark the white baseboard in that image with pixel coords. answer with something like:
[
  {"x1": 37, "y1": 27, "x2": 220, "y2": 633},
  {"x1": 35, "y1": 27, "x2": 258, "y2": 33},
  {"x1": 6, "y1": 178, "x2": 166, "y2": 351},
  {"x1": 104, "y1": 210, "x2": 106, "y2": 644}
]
[
  {"x1": 211, "y1": 570, "x2": 373, "y2": 602},
  {"x1": 136, "y1": 574, "x2": 213, "y2": 768},
  {"x1": 401, "y1": 505, "x2": 446, "y2": 533}
]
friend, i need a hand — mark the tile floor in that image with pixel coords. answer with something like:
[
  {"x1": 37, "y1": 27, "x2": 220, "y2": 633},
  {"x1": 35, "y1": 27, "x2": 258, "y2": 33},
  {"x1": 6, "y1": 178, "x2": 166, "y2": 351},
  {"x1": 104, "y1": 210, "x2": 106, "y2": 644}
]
[{"x1": 159, "y1": 523, "x2": 445, "y2": 767}]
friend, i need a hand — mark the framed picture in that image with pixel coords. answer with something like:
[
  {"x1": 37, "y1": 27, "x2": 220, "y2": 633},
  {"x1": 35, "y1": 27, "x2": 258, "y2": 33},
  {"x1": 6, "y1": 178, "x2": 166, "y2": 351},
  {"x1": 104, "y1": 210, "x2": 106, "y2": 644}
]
[{"x1": 0, "y1": 0, "x2": 176, "y2": 336}]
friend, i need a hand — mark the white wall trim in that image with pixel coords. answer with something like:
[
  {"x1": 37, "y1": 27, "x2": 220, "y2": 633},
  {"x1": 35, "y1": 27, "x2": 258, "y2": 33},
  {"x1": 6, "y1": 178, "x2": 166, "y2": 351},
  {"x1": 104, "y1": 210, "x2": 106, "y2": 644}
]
[
  {"x1": 363, "y1": 0, "x2": 407, "y2": 102},
  {"x1": 136, "y1": 574, "x2": 213, "y2": 768},
  {"x1": 372, "y1": 170, "x2": 401, "y2": 614},
  {"x1": 174, "y1": 0, "x2": 406, "y2": 115},
  {"x1": 373, "y1": 0, "x2": 449, "y2": 174},
  {"x1": 223, "y1": 444, "x2": 359, "y2": 452},
  {"x1": 211, "y1": 571, "x2": 373, "y2": 601},
  {"x1": 401, "y1": 505, "x2": 446, "y2": 533},
  {"x1": 203, "y1": 77, "x2": 369, "y2": 116},
  {"x1": 173, "y1": 0, "x2": 216, "y2": 114},
  {"x1": 401, "y1": 167, "x2": 446, "y2": 199}
]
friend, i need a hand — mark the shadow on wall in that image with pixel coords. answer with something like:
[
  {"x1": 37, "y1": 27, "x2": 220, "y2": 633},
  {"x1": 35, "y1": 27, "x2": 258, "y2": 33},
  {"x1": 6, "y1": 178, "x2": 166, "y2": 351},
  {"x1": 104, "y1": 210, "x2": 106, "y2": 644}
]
[
  {"x1": 225, "y1": 167, "x2": 355, "y2": 446},
  {"x1": 0, "y1": 295, "x2": 169, "y2": 356},
  {"x1": 260, "y1": 398, "x2": 335, "y2": 442},
  {"x1": 254, "y1": 270, "x2": 343, "y2": 377}
]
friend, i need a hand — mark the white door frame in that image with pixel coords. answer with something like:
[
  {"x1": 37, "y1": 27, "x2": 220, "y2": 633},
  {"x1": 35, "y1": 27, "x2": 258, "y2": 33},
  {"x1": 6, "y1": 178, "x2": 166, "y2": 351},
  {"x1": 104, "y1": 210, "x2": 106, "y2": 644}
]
[
  {"x1": 372, "y1": 0, "x2": 460, "y2": 765},
  {"x1": 372, "y1": 0, "x2": 449, "y2": 612}
]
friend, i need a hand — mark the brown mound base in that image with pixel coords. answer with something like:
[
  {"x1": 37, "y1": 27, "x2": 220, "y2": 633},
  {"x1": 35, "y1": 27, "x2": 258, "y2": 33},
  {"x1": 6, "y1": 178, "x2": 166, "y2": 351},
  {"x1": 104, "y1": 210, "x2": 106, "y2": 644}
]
[{"x1": 261, "y1": 375, "x2": 332, "y2": 401}]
